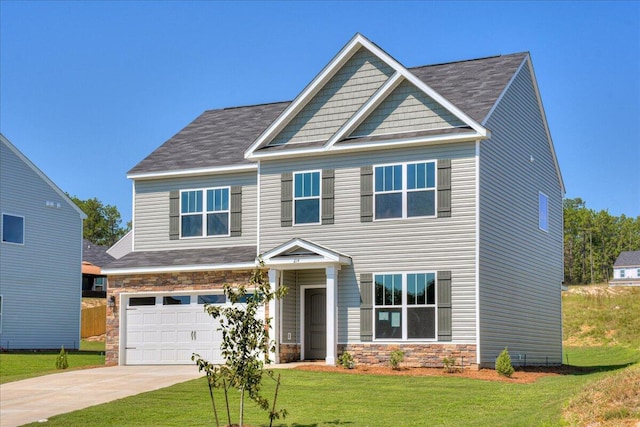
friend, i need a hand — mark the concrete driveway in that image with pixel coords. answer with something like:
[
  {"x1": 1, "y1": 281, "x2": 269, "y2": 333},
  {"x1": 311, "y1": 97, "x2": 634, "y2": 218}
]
[{"x1": 0, "y1": 365, "x2": 204, "y2": 427}]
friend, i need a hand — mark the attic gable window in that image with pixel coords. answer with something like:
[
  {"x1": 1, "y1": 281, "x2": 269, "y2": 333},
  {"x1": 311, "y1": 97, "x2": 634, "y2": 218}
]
[
  {"x1": 374, "y1": 161, "x2": 436, "y2": 220},
  {"x1": 180, "y1": 187, "x2": 230, "y2": 238},
  {"x1": 294, "y1": 171, "x2": 321, "y2": 225},
  {"x1": 2, "y1": 213, "x2": 24, "y2": 245}
]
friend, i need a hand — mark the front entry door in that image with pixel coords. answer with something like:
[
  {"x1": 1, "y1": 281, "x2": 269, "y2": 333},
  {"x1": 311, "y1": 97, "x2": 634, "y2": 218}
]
[{"x1": 304, "y1": 288, "x2": 326, "y2": 360}]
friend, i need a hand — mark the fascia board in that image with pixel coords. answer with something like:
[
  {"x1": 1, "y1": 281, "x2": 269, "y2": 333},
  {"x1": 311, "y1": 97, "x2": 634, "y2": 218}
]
[
  {"x1": 127, "y1": 164, "x2": 258, "y2": 180},
  {"x1": 245, "y1": 34, "x2": 368, "y2": 159},
  {"x1": 324, "y1": 72, "x2": 404, "y2": 150},
  {"x1": 103, "y1": 262, "x2": 257, "y2": 275},
  {"x1": 261, "y1": 238, "x2": 351, "y2": 265}
]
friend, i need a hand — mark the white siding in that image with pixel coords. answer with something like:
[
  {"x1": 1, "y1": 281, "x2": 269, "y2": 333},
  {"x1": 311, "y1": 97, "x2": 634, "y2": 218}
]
[
  {"x1": 259, "y1": 143, "x2": 478, "y2": 344},
  {"x1": 478, "y1": 62, "x2": 564, "y2": 366},
  {"x1": 269, "y1": 47, "x2": 394, "y2": 146},
  {"x1": 0, "y1": 140, "x2": 83, "y2": 349},
  {"x1": 134, "y1": 172, "x2": 257, "y2": 251}
]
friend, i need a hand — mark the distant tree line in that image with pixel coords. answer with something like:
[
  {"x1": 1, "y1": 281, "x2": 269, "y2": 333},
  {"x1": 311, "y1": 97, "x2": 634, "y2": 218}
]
[
  {"x1": 564, "y1": 198, "x2": 640, "y2": 285},
  {"x1": 68, "y1": 195, "x2": 130, "y2": 247}
]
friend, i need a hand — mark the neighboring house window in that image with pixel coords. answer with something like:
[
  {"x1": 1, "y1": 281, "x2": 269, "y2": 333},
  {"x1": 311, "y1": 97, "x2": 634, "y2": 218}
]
[
  {"x1": 620, "y1": 269, "x2": 626, "y2": 278},
  {"x1": 539, "y1": 192, "x2": 549, "y2": 232},
  {"x1": 294, "y1": 171, "x2": 321, "y2": 224},
  {"x1": 374, "y1": 272, "x2": 436, "y2": 340},
  {"x1": 180, "y1": 188, "x2": 230, "y2": 237},
  {"x1": 374, "y1": 161, "x2": 436, "y2": 220},
  {"x1": 637, "y1": 268, "x2": 640, "y2": 278},
  {"x1": 2, "y1": 213, "x2": 24, "y2": 244}
]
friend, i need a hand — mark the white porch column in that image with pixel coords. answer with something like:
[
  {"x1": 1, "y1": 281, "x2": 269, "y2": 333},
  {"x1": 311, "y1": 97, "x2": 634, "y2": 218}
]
[
  {"x1": 268, "y1": 269, "x2": 280, "y2": 364},
  {"x1": 325, "y1": 265, "x2": 338, "y2": 365}
]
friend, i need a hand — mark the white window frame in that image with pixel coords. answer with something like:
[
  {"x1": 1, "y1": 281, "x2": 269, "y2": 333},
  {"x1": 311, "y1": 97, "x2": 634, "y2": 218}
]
[
  {"x1": 539, "y1": 192, "x2": 549, "y2": 232},
  {"x1": 620, "y1": 269, "x2": 626, "y2": 278},
  {"x1": 636, "y1": 268, "x2": 640, "y2": 278},
  {"x1": 372, "y1": 271, "x2": 437, "y2": 342},
  {"x1": 1, "y1": 213, "x2": 25, "y2": 245},
  {"x1": 373, "y1": 160, "x2": 437, "y2": 221},
  {"x1": 179, "y1": 187, "x2": 230, "y2": 238},
  {"x1": 293, "y1": 170, "x2": 322, "y2": 225}
]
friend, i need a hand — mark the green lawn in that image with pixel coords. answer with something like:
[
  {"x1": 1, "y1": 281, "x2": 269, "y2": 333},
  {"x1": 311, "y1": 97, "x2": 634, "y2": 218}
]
[
  {"x1": 22, "y1": 346, "x2": 639, "y2": 427},
  {"x1": 0, "y1": 340, "x2": 105, "y2": 384}
]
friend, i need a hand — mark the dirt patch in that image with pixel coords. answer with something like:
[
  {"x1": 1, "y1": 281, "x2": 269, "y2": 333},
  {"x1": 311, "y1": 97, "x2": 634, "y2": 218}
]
[
  {"x1": 293, "y1": 363, "x2": 583, "y2": 384},
  {"x1": 82, "y1": 298, "x2": 106, "y2": 309},
  {"x1": 83, "y1": 334, "x2": 105, "y2": 342}
]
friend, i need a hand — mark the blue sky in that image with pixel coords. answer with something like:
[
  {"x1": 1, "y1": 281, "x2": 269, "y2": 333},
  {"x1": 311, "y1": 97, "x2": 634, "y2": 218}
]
[{"x1": 1, "y1": 1, "x2": 639, "y2": 223}]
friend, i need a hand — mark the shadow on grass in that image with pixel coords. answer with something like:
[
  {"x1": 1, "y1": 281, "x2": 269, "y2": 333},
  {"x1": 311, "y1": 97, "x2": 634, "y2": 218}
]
[
  {"x1": 289, "y1": 422, "x2": 354, "y2": 427},
  {"x1": 1, "y1": 349, "x2": 105, "y2": 356},
  {"x1": 517, "y1": 361, "x2": 638, "y2": 376}
]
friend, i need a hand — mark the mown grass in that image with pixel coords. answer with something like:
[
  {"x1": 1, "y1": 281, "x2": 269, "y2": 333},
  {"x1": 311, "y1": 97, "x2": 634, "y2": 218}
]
[{"x1": 0, "y1": 340, "x2": 105, "y2": 384}]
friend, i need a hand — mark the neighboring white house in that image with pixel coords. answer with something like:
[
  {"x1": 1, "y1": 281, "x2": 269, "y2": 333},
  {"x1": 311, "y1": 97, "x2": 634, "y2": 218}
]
[
  {"x1": 104, "y1": 34, "x2": 564, "y2": 368},
  {"x1": 610, "y1": 251, "x2": 640, "y2": 286},
  {"x1": 0, "y1": 134, "x2": 86, "y2": 350}
]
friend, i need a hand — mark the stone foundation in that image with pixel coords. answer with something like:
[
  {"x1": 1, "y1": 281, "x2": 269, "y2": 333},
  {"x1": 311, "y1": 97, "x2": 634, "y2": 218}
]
[
  {"x1": 338, "y1": 343, "x2": 477, "y2": 369},
  {"x1": 278, "y1": 344, "x2": 301, "y2": 363},
  {"x1": 105, "y1": 269, "x2": 254, "y2": 366}
]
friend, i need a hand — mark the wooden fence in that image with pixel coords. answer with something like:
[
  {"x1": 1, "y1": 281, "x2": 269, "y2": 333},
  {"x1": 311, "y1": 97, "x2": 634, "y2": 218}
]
[{"x1": 81, "y1": 305, "x2": 106, "y2": 338}]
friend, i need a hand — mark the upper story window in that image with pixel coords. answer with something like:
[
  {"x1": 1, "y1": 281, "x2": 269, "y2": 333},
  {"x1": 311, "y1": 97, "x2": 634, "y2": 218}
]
[
  {"x1": 180, "y1": 187, "x2": 230, "y2": 238},
  {"x1": 374, "y1": 161, "x2": 436, "y2": 220},
  {"x1": 294, "y1": 171, "x2": 321, "y2": 225},
  {"x1": 2, "y1": 213, "x2": 24, "y2": 245},
  {"x1": 374, "y1": 272, "x2": 436, "y2": 340},
  {"x1": 539, "y1": 192, "x2": 549, "y2": 232}
]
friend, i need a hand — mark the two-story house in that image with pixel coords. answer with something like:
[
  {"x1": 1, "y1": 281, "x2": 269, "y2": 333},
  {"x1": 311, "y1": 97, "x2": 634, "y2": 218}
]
[
  {"x1": 104, "y1": 34, "x2": 564, "y2": 368},
  {"x1": 1, "y1": 134, "x2": 86, "y2": 350}
]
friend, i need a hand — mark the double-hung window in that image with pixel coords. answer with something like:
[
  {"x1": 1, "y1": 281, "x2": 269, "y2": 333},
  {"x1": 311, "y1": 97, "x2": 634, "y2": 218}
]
[
  {"x1": 2, "y1": 213, "x2": 24, "y2": 244},
  {"x1": 294, "y1": 171, "x2": 321, "y2": 224},
  {"x1": 374, "y1": 272, "x2": 436, "y2": 340},
  {"x1": 620, "y1": 269, "x2": 626, "y2": 278},
  {"x1": 374, "y1": 161, "x2": 436, "y2": 220},
  {"x1": 180, "y1": 187, "x2": 230, "y2": 237}
]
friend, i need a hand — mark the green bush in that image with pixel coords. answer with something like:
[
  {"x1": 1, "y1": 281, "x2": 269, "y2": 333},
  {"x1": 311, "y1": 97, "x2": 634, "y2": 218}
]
[
  {"x1": 338, "y1": 352, "x2": 355, "y2": 369},
  {"x1": 495, "y1": 347, "x2": 514, "y2": 377},
  {"x1": 389, "y1": 350, "x2": 404, "y2": 370},
  {"x1": 55, "y1": 346, "x2": 69, "y2": 370},
  {"x1": 442, "y1": 356, "x2": 458, "y2": 373}
]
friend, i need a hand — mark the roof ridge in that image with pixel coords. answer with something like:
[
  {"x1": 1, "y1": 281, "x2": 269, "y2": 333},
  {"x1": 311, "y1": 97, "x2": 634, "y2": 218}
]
[{"x1": 409, "y1": 52, "x2": 528, "y2": 69}]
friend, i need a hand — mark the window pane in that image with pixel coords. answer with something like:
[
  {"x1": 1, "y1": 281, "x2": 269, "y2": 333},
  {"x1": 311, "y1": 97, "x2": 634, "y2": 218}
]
[
  {"x1": 198, "y1": 295, "x2": 226, "y2": 304},
  {"x1": 375, "y1": 274, "x2": 402, "y2": 306},
  {"x1": 129, "y1": 297, "x2": 156, "y2": 306},
  {"x1": 295, "y1": 172, "x2": 320, "y2": 197},
  {"x1": 539, "y1": 193, "x2": 549, "y2": 231},
  {"x1": 408, "y1": 307, "x2": 435, "y2": 338},
  {"x1": 163, "y1": 295, "x2": 190, "y2": 305},
  {"x1": 407, "y1": 190, "x2": 435, "y2": 217},
  {"x1": 181, "y1": 215, "x2": 202, "y2": 237},
  {"x1": 295, "y1": 199, "x2": 319, "y2": 224},
  {"x1": 375, "y1": 308, "x2": 402, "y2": 339},
  {"x1": 181, "y1": 191, "x2": 202, "y2": 213},
  {"x1": 375, "y1": 165, "x2": 402, "y2": 192},
  {"x1": 207, "y1": 212, "x2": 229, "y2": 235},
  {"x1": 375, "y1": 193, "x2": 402, "y2": 219},
  {"x1": 207, "y1": 188, "x2": 229, "y2": 211},
  {"x1": 2, "y1": 214, "x2": 24, "y2": 244}
]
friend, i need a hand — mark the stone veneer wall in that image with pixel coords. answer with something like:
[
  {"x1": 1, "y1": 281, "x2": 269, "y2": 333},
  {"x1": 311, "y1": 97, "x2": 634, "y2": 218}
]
[
  {"x1": 106, "y1": 269, "x2": 254, "y2": 366},
  {"x1": 339, "y1": 343, "x2": 477, "y2": 369},
  {"x1": 278, "y1": 344, "x2": 301, "y2": 363}
]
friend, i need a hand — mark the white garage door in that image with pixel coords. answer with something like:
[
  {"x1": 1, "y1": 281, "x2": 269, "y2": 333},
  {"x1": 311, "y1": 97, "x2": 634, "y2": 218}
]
[{"x1": 124, "y1": 293, "x2": 264, "y2": 365}]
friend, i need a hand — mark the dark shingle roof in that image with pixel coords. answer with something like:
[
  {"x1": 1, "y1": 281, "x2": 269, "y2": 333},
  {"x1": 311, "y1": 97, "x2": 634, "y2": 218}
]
[
  {"x1": 129, "y1": 53, "x2": 528, "y2": 175},
  {"x1": 83, "y1": 239, "x2": 115, "y2": 267},
  {"x1": 613, "y1": 251, "x2": 640, "y2": 267},
  {"x1": 105, "y1": 246, "x2": 257, "y2": 270}
]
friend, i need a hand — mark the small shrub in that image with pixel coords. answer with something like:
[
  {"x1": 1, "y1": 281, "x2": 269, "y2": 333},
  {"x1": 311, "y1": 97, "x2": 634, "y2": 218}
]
[
  {"x1": 338, "y1": 352, "x2": 355, "y2": 369},
  {"x1": 442, "y1": 356, "x2": 458, "y2": 373},
  {"x1": 56, "y1": 346, "x2": 69, "y2": 370},
  {"x1": 389, "y1": 349, "x2": 404, "y2": 370},
  {"x1": 495, "y1": 347, "x2": 514, "y2": 377}
]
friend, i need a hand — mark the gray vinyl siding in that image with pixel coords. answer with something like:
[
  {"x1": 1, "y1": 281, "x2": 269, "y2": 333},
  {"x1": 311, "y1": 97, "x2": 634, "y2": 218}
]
[
  {"x1": 133, "y1": 172, "x2": 257, "y2": 251},
  {"x1": 260, "y1": 143, "x2": 477, "y2": 344},
  {"x1": 351, "y1": 80, "x2": 465, "y2": 137},
  {"x1": 478, "y1": 62, "x2": 563, "y2": 366},
  {"x1": 269, "y1": 47, "x2": 394, "y2": 146},
  {"x1": 0, "y1": 140, "x2": 83, "y2": 349}
]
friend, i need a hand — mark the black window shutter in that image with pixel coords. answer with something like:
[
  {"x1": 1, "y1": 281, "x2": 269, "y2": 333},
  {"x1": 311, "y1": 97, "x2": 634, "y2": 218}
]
[
  {"x1": 437, "y1": 159, "x2": 451, "y2": 218},
  {"x1": 230, "y1": 185, "x2": 242, "y2": 236},
  {"x1": 322, "y1": 169, "x2": 335, "y2": 225},
  {"x1": 169, "y1": 190, "x2": 180, "y2": 240},
  {"x1": 437, "y1": 270, "x2": 452, "y2": 341},
  {"x1": 360, "y1": 166, "x2": 373, "y2": 222},
  {"x1": 360, "y1": 273, "x2": 373, "y2": 341},
  {"x1": 281, "y1": 172, "x2": 293, "y2": 227}
]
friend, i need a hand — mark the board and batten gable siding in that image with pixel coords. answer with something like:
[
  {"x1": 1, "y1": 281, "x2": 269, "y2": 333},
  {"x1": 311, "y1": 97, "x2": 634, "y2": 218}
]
[
  {"x1": 133, "y1": 171, "x2": 257, "y2": 251},
  {"x1": 259, "y1": 144, "x2": 478, "y2": 344},
  {"x1": 268, "y1": 47, "x2": 394, "y2": 146},
  {"x1": 0, "y1": 140, "x2": 82, "y2": 349},
  {"x1": 478, "y1": 61, "x2": 563, "y2": 366},
  {"x1": 351, "y1": 80, "x2": 466, "y2": 138}
]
